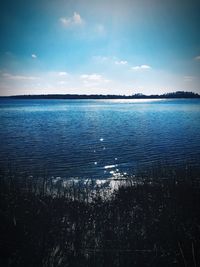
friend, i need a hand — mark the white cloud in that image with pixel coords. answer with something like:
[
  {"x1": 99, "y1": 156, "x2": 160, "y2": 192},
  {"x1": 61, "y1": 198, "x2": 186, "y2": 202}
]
[
  {"x1": 31, "y1": 54, "x2": 37, "y2": 59},
  {"x1": 73, "y1": 12, "x2": 83, "y2": 24},
  {"x1": 115, "y1": 60, "x2": 128, "y2": 65},
  {"x1": 93, "y1": 56, "x2": 128, "y2": 66},
  {"x1": 60, "y1": 12, "x2": 84, "y2": 27},
  {"x1": 131, "y1": 65, "x2": 152, "y2": 70},
  {"x1": 80, "y1": 74, "x2": 110, "y2": 86},
  {"x1": 80, "y1": 74, "x2": 103, "y2": 81},
  {"x1": 58, "y1": 72, "x2": 68, "y2": 76},
  {"x1": 2, "y1": 73, "x2": 39, "y2": 80},
  {"x1": 194, "y1": 55, "x2": 200, "y2": 60}
]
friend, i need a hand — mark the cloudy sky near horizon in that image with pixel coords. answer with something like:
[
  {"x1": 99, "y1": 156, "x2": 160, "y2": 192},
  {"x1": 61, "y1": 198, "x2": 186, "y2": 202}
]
[{"x1": 0, "y1": 0, "x2": 200, "y2": 96}]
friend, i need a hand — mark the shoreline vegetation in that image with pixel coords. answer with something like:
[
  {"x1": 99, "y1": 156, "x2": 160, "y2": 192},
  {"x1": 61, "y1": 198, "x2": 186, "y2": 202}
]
[
  {"x1": 1, "y1": 91, "x2": 200, "y2": 100},
  {"x1": 1, "y1": 166, "x2": 200, "y2": 266}
]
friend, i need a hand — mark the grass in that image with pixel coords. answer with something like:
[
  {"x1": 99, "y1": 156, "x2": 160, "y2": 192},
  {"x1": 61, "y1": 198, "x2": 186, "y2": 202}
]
[{"x1": 0, "y1": 168, "x2": 200, "y2": 267}]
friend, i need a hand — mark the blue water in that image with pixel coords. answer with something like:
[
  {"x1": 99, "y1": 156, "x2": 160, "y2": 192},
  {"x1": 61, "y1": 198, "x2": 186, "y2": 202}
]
[{"x1": 0, "y1": 99, "x2": 200, "y2": 179}]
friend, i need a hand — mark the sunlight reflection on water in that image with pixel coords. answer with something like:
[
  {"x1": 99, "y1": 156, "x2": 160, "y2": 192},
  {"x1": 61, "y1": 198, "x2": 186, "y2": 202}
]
[{"x1": 0, "y1": 99, "x2": 200, "y2": 180}]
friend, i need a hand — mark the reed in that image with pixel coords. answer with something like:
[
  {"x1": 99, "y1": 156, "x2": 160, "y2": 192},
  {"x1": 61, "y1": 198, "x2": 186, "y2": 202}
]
[{"x1": 0, "y1": 170, "x2": 200, "y2": 266}]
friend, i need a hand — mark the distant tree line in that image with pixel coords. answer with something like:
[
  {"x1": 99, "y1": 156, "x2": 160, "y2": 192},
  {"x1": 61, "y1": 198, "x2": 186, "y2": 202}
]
[{"x1": 1, "y1": 91, "x2": 200, "y2": 99}]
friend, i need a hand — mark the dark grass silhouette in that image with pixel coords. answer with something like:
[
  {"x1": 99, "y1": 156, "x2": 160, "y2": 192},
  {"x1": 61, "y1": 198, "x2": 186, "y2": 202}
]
[
  {"x1": 1, "y1": 90, "x2": 200, "y2": 99},
  {"x1": 0, "y1": 168, "x2": 200, "y2": 267}
]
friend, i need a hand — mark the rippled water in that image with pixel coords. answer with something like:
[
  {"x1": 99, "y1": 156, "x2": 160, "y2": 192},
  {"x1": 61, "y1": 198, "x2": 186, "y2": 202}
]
[{"x1": 0, "y1": 99, "x2": 200, "y2": 179}]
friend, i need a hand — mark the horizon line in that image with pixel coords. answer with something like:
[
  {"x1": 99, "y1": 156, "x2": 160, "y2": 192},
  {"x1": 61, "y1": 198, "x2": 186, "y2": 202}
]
[{"x1": 0, "y1": 91, "x2": 200, "y2": 99}]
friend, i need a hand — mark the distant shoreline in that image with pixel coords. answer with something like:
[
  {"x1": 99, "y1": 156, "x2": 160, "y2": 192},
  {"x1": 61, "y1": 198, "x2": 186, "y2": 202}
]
[{"x1": 0, "y1": 91, "x2": 200, "y2": 99}]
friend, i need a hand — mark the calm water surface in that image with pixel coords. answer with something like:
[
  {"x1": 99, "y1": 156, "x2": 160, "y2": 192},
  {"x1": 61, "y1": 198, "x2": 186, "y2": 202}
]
[{"x1": 0, "y1": 99, "x2": 200, "y2": 179}]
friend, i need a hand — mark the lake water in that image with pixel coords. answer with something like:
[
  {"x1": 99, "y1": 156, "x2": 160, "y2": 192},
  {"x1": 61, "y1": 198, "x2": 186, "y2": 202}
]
[{"x1": 0, "y1": 99, "x2": 200, "y2": 180}]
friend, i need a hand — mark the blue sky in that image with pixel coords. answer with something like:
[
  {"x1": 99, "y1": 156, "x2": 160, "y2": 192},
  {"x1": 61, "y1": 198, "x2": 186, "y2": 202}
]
[{"x1": 0, "y1": 0, "x2": 200, "y2": 96}]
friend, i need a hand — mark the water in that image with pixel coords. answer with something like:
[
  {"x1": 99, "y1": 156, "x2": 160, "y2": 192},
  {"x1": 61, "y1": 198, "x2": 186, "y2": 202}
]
[{"x1": 0, "y1": 99, "x2": 200, "y2": 179}]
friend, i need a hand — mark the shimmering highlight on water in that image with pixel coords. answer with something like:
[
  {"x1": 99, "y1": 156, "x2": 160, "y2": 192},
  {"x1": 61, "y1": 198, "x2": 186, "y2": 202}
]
[{"x1": 0, "y1": 99, "x2": 200, "y2": 179}]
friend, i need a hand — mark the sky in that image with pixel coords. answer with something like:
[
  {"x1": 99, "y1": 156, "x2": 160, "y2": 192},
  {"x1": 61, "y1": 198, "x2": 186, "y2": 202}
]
[{"x1": 0, "y1": 0, "x2": 200, "y2": 96}]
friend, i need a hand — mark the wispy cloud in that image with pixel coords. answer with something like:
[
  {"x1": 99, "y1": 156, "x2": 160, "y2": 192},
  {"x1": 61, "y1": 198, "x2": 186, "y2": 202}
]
[
  {"x1": 80, "y1": 74, "x2": 110, "y2": 87},
  {"x1": 94, "y1": 24, "x2": 106, "y2": 35},
  {"x1": 93, "y1": 55, "x2": 109, "y2": 63},
  {"x1": 184, "y1": 75, "x2": 194, "y2": 82},
  {"x1": 131, "y1": 65, "x2": 152, "y2": 70},
  {"x1": 80, "y1": 74, "x2": 103, "y2": 82},
  {"x1": 31, "y1": 54, "x2": 37, "y2": 59},
  {"x1": 93, "y1": 56, "x2": 128, "y2": 66},
  {"x1": 194, "y1": 55, "x2": 200, "y2": 60},
  {"x1": 58, "y1": 72, "x2": 68, "y2": 76},
  {"x1": 115, "y1": 60, "x2": 128, "y2": 65},
  {"x1": 58, "y1": 80, "x2": 67, "y2": 85},
  {"x1": 2, "y1": 73, "x2": 39, "y2": 80},
  {"x1": 59, "y1": 12, "x2": 84, "y2": 27}
]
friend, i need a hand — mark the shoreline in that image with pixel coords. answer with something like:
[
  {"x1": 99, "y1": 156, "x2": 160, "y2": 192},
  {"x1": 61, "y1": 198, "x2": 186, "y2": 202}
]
[{"x1": 0, "y1": 91, "x2": 200, "y2": 100}]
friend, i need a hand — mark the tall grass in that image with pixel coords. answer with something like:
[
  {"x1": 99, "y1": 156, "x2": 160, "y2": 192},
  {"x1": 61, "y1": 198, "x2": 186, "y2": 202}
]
[{"x1": 0, "y1": 167, "x2": 200, "y2": 267}]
